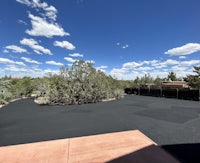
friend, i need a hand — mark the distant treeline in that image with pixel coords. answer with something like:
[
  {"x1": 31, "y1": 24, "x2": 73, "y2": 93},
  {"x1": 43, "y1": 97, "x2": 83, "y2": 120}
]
[
  {"x1": 125, "y1": 88, "x2": 200, "y2": 101},
  {"x1": 1, "y1": 63, "x2": 200, "y2": 105}
]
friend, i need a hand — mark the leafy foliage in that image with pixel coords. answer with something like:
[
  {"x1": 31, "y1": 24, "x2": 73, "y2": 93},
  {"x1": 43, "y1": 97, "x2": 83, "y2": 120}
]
[
  {"x1": 36, "y1": 61, "x2": 124, "y2": 105},
  {"x1": 0, "y1": 79, "x2": 13, "y2": 101},
  {"x1": 11, "y1": 77, "x2": 34, "y2": 98},
  {"x1": 167, "y1": 72, "x2": 178, "y2": 81},
  {"x1": 184, "y1": 66, "x2": 200, "y2": 89}
]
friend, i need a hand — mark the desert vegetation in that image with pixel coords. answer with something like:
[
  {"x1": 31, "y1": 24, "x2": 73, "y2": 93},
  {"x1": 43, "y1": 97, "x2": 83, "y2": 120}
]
[
  {"x1": 0, "y1": 61, "x2": 127, "y2": 106},
  {"x1": 0, "y1": 62, "x2": 199, "y2": 106}
]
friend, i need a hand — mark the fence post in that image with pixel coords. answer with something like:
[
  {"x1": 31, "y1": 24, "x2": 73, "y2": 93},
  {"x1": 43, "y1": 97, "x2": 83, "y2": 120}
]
[
  {"x1": 199, "y1": 89, "x2": 200, "y2": 101},
  {"x1": 176, "y1": 88, "x2": 179, "y2": 99}
]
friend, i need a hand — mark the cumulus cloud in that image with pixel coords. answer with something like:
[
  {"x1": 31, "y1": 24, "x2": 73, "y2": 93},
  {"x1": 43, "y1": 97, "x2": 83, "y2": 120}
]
[
  {"x1": 109, "y1": 59, "x2": 200, "y2": 80},
  {"x1": 161, "y1": 59, "x2": 179, "y2": 67},
  {"x1": 3, "y1": 65, "x2": 59, "y2": 78},
  {"x1": 4, "y1": 45, "x2": 27, "y2": 53},
  {"x1": 179, "y1": 56, "x2": 187, "y2": 59},
  {"x1": 20, "y1": 38, "x2": 52, "y2": 55},
  {"x1": 179, "y1": 60, "x2": 200, "y2": 67},
  {"x1": 135, "y1": 67, "x2": 154, "y2": 71},
  {"x1": 46, "y1": 60, "x2": 64, "y2": 66},
  {"x1": 16, "y1": 0, "x2": 57, "y2": 21},
  {"x1": 0, "y1": 57, "x2": 26, "y2": 66},
  {"x1": 5, "y1": 65, "x2": 28, "y2": 72},
  {"x1": 44, "y1": 69, "x2": 59, "y2": 75},
  {"x1": 171, "y1": 65, "x2": 187, "y2": 72},
  {"x1": 21, "y1": 57, "x2": 41, "y2": 64},
  {"x1": 109, "y1": 68, "x2": 135, "y2": 80},
  {"x1": 96, "y1": 65, "x2": 108, "y2": 72},
  {"x1": 54, "y1": 41, "x2": 75, "y2": 50},
  {"x1": 69, "y1": 53, "x2": 83, "y2": 57},
  {"x1": 64, "y1": 57, "x2": 77, "y2": 63},
  {"x1": 165, "y1": 43, "x2": 200, "y2": 56},
  {"x1": 142, "y1": 60, "x2": 159, "y2": 65},
  {"x1": 85, "y1": 60, "x2": 95, "y2": 64},
  {"x1": 26, "y1": 14, "x2": 69, "y2": 38},
  {"x1": 96, "y1": 66, "x2": 108, "y2": 69},
  {"x1": 123, "y1": 62, "x2": 143, "y2": 69}
]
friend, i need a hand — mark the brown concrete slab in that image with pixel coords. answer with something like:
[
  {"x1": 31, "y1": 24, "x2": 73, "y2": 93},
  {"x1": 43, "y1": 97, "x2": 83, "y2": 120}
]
[
  {"x1": 0, "y1": 130, "x2": 180, "y2": 163},
  {"x1": 0, "y1": 139, "x2": 69, "y2": 163},
  {"x1": 68, "y1": 130, "x2": 179, "y2": 163}
]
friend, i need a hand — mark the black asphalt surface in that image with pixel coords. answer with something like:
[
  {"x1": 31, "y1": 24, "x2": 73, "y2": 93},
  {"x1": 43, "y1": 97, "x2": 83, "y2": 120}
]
[{"x1": 0, "y1": 95, "x2": 200, "y2": 162}]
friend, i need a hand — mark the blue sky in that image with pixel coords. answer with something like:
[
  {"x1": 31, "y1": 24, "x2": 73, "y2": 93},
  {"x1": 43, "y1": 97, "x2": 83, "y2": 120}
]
[{"x1": 0, "y1": 0, "x2": 200, "y2": 79}]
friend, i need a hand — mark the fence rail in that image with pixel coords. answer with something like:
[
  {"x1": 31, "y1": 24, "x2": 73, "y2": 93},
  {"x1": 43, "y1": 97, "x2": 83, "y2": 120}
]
[{"x1": 124, "y1": 88, "x2": 200, "y2": 101}]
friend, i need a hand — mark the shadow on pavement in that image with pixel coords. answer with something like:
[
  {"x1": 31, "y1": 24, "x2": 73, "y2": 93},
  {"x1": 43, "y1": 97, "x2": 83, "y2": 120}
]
[
  {"x1": 107, "y1": 145, "x2": 180, "y2": 163},
  {"x1": 162, "y1": 143, "x2": 200, "y2": 163}
]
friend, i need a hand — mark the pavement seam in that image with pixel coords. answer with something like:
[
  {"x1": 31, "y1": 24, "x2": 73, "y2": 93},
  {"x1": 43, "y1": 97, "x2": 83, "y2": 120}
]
[{"x1": 67, "y1": 139, "x2": 70, "y2": 163}]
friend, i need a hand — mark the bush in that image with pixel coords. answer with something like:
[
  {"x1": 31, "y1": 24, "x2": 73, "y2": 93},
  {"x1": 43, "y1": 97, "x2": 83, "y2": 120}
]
[
  {"x1": 37, "y1": 61, "x2": 124, "y2": 105},
  {"x1": 34, "y1": 97, "x2": 49, "y2": 105},
  {"x1": 0, "y1": 99, "x2": 8, "y2": 105}
]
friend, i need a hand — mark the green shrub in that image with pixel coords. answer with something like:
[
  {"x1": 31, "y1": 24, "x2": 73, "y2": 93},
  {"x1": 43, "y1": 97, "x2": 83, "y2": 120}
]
[{"x1": 38, "y1": 61, "x2": 124, "y2": 105}]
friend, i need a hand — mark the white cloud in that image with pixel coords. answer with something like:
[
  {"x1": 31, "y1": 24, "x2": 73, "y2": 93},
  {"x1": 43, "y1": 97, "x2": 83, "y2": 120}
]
[
  {"x1": 21, "y1": 57, "x2": 41, "y2": 64},
  {"x1": 96, "y1": 65, "x2": 108, "y2": 72},
  {"x1": 16, "y1": 0, "x2": 31, "y2": 6},
  {"x1": 110, "y1": 68, "x2": 136, "y2": 80},
  {"x1": 0, "y1": 58, "x2": 26, "y2": 66},
  {"x1": 121, "y1": 59, "x2": 179, "y2": 72},
  {"x1": 46, "y1": 61, "x2": 64, "y2": 66},
  {"x1": 2, "y1": 64, "x2": 59, "y2": 78},
  {"x1": 26, "y1": 14, "x2": 69, "y2": 38},
  {"x1": 3, "y1": 49, "x2": 9, "y2": 53},
  {"x1": 149, "y1": 71, "x2": 169, "y2": 79},
  {"x1": 16, "y1": 0, "x2": 57, "y2": 21},
  {"x1": 109, "y1": 58, "x2": 200, "y2": 80},
  {"x1": 18, "y1": 19, "x2": 28, "y2": 25},
  {"x1": 5, "y1": 45, "x2": 27, "y2": 53},
  {"x1": 122, "y1": 44, "x2": 129, "y2": 49},
  {"x1": 5, "y1": 65, "x2": 28, "y2": 72},
  {"x1": 152, "y1": 59, "x2": 179, "y2": 69},
  {"x1": 171, "y1": 65, "x2": 187, "y2": 72},
  {"x1": 179, "y1": 56, "x2": 187, "y2": 59},
  {"x1": 64, "y1": 57, "x2": 77, "y2": 63},
  {"x1": 135, "y1": 66, "x2": 154, "y2": 71},
  {"x1": 163, "y1": 59, "x2": 179, "y2": 65},
  {"x1": 85, "y1": 60, "x2": 95, "y2": 64},
  {"x1": 69, "y1": 53, "x2": 83, "y2": 57},
  {"x1": 54, "y1": 41, "x2": 75, "y2": 50},
  {"x1": 20, "y1": 38, "x2": 52, "y2": 55},
  {"x1": 116, "y1": 42, "x2": 129, "y2": 49},
  {"x1": 165, "y1": 43, "x2": 200, "y2": 56},
  {"x1": 44, "y1": 69, "x2": 59, "y2": 75},
  {"x1": 96, "y1": 66, "x2": 108, "y2": 69},
  {"x1": 142, "y1": 60, "x2": 159, "y2": 65},
  {"x1": 179, "y1": 60, "x2": 200, "y2": 67},
  {"x1": 123, "y1": 62, "x2": 143, "y2": 69}
]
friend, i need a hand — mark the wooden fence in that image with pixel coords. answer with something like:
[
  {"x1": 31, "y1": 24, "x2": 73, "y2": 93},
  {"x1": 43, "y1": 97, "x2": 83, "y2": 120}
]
[{"x1": 124, "y1": 88, "x2": 200, "y2": 101}]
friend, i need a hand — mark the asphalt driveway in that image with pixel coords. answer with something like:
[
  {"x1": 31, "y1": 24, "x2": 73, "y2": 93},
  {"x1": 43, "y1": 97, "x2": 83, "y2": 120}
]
[{"x1": 0, "y1": 95, "x2": 200, "y2": 162}]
